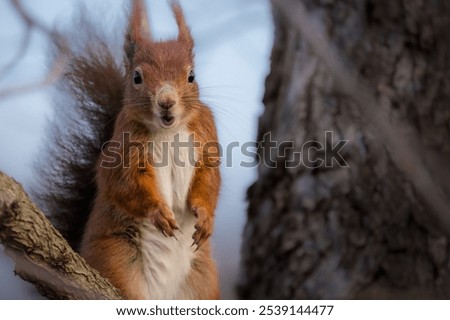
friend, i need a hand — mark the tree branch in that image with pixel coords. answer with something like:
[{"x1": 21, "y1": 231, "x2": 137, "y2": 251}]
[{"x1": 0, "y1": 171, "x2": 121, "y2": 299}]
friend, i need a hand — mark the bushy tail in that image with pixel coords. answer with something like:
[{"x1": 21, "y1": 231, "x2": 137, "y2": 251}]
[{"x1": 32, "y1": 13, "x2": 125, "y2": 250}]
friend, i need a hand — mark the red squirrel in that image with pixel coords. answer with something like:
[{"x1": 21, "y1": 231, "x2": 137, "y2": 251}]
[{"x1": 33, "y1": 0, "x2": 220, "y2": 299}]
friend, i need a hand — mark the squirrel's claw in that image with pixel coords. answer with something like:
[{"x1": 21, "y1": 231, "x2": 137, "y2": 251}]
[
  {"x1": 148, "y1": 204, "x2": 179, "y2": 238},
  {"x1": 191, "y1": 206, "x2": 212, "y2": 251}
]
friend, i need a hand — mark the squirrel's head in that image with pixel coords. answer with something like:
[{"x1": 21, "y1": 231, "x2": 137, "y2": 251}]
[{"x1": 123, "y1": 0, "x2": 199, "y2": 130}]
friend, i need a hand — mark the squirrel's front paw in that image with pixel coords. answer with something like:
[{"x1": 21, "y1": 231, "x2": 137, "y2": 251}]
[
  {"x1": 147, "y1": 203, "x2": 179, "y2": 237},
  {"x1": 191, "y1": 206, "x2": 213, "y2": 250}
]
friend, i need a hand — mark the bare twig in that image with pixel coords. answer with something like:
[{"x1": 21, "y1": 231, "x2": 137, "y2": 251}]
[
  {"x1": 0, "y1": 0, "x2": 68, "y2": 99},
  {"x1": 0, "y1": 28, "x2": 31, "y2": 80},
  {"x1": 274, "y1": 0, "x2": 450, "y2": 234}
]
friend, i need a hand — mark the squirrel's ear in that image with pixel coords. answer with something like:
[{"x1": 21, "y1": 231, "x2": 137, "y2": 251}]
[
  {"x1": 171, "y1": 1, "x2": 194, "y2": 52},
  {"x1": 125, "y1": 0, "x2": 151, "y2": 64}
]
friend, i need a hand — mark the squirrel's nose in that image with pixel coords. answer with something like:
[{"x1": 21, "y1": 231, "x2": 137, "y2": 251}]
[{"x1": 158, "y1": 99, "x2": 175, "y2": 110}]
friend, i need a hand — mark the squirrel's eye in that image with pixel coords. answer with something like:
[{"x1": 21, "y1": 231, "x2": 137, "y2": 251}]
[
  {"x1": 133, "y1": 71, "x2": 143, "y2": 85},
  {"x1": 188, "y1": 70, "x2": 195, "y2": 83}
]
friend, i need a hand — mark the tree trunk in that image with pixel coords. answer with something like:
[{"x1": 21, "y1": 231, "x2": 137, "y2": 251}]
[{"x1": 240, "y1": 0, "x2": 450, "y2": 299}]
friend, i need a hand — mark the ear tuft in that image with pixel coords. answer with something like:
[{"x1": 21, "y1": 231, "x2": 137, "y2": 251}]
[
  {"x1": 124, "y1": 0, "x2": 151, "y2": 64},
  {"x1": 170, "y1": 1, "x2": 194, "y2": 51}
]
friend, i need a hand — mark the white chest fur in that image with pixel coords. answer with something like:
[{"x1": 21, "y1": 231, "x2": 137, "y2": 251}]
[{"x1": 139, "y1": 127, "x2": 197, "y2": 299}]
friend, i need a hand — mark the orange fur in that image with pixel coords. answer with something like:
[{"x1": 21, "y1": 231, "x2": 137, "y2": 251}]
[{"x1": 79, "y1": 0, "x2": 220, "y2": 299}]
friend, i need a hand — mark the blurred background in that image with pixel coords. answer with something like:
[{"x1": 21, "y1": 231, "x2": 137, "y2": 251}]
[{"x1": 0, "y1": 0, "x2": 273, "y2": 299}]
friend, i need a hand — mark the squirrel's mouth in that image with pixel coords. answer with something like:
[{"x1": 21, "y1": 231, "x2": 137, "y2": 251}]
[{"x1": 160, "y1": 114, "x2": 175, "y2": 127}]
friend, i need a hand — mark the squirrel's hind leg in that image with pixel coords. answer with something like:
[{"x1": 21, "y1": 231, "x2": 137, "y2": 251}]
[
  {"x1": 80, "y1": 233, "x2": 148, "y2": 300},
  {"x1": 179, "y1": 242, "x2": 220, "y2": 299}
]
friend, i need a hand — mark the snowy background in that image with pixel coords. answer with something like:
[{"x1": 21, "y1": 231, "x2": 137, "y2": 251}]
[{"x1": 0, "y1": 0, "x2": 273, "y2": 299}]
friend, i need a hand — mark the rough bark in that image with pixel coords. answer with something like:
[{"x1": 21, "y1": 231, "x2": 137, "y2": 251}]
[
  {"x1": 0, "y1": 171, "x2": 121, "y2": 299},
  {"x1": 240, "y1": 0, "x2": 450, "y2": 299}
]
